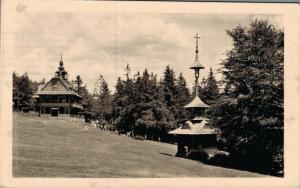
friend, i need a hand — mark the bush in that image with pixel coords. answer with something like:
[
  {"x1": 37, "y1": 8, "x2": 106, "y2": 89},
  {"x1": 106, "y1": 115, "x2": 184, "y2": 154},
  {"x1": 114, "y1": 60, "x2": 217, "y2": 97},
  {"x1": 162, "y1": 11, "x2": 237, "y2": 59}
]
[
  {"x1": 207, "y1": 151, "x2": 229, "y2": 165},
  {"x1": 22, "y1": 107, "x2": 30, "y2": 113},
  {"x1": 105, "y1": 123, "x2": 115, "y2": 131},
  {"x1": 100, "y1": 119, "x2": 108, "y2": 125},
  {"x1": 134, "y1": 135, "x2": 145, "y2": 141},
  {"x1": 188, "y1": 149, "x2": 209, "y2": 162},
  {"x1": 269, "y1": 150, "x2": 283, "y2": 176}
]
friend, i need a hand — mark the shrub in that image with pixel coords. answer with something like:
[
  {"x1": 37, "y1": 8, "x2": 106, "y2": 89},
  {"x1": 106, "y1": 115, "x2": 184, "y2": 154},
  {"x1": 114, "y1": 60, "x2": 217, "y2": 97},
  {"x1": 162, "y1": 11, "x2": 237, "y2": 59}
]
[
  {"x1": 134, "y1": 135, "x2": 145, "y2": 141},
  {"x1": 207, "y1": 151, "x2": 229, "y2": 165},
  {"x1": 22, "y1": 107, "x2": 30, "y2": 113},
  {"x1": 100, "y1": 119, "x2": 108, "y2": 125},
  {"x1": 105, "y1": 123, "x2": 115, "y2": 131},
  {"x1": 188, "y1": 149, "x2": 209, "y2": 162},
  {"x1": 270, "y1": 150, "x2": 284, "y2": 176}
]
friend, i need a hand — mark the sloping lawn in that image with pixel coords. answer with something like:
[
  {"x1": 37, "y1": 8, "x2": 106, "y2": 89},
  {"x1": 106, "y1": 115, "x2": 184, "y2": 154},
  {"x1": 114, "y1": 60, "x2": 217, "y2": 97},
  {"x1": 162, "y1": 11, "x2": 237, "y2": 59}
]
[{"x1": 13, "y1": 112, "x2": 264, "y2": 177}]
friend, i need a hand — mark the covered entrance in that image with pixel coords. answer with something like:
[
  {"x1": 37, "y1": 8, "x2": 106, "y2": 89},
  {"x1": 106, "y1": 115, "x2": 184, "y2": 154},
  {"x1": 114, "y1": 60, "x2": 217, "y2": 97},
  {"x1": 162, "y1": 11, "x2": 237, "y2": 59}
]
[{"x1": 169, "y1": 119, "x2": 216, "y2": 157}]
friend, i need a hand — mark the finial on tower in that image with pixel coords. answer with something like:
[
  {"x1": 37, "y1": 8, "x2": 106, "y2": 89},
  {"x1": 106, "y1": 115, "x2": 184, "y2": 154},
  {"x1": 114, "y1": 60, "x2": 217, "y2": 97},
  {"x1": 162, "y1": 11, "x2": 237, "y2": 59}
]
[
  {"x1": 184, "y1": 33, "x2": 209, "y2": 108},
  {"x1": 194, "y1": 33, "x2": 200, "y2": 54},
  {"x1": 194, "y1": 33, "x2": 200, "y2": 63},
  {"x1": 56, "y1": 53, "x2": 68, "y2": 80},
  {"x1": 59, "y1": 53, "x2": 63, "y2": 65},
  {"x1": 190, "y1": 33, "x2": 204, "y2": 70}
]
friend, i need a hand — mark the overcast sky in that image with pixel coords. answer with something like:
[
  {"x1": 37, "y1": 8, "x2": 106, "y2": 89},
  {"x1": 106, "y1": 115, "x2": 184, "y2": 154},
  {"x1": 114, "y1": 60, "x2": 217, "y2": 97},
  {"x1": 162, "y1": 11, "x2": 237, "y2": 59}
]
[{"x1": 12, "y1": 12, "x2": 282, "y2": 92}]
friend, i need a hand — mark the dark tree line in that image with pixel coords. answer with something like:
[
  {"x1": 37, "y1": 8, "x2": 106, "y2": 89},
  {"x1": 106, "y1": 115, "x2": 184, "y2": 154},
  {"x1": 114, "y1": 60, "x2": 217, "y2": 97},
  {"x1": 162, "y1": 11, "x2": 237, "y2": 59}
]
[
  {"x1": 111, "y1": 65, "x2": 196, "y2": 141},
  {"x1": 13, "y1": 72, "x2": 44, "y2": 111}
]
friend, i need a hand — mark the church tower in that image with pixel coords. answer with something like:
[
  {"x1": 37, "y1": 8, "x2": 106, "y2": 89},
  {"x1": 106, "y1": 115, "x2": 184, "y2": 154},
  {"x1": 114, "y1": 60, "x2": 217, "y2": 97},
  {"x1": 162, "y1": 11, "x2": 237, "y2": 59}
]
[
  {"x1": 184, "y1": 33, "x2": 209, "y2": 109},
  {"x1": 55, "y1": 54, "x2": 68, "y2": 81},
  {"x1": 168, "y1": 33, "x2": 216, "y2": 157}
]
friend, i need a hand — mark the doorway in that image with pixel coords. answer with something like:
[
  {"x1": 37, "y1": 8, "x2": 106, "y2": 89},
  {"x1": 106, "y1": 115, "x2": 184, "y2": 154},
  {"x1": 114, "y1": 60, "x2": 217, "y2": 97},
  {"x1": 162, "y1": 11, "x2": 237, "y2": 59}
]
[{"x1": 51, "y1": 108, "x2": 59, "y2": 116}]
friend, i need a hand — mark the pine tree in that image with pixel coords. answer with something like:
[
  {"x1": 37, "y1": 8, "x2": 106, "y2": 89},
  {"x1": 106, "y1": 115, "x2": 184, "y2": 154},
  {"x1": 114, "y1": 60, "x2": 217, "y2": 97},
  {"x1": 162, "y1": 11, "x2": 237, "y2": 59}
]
[
  {"x1": 72, "y1": 75, "x2": 93, "y2": 111},
  {"x1": 173, "y1": 72, "x2": 191, "y2": 124},
  {"x1": 112, "y1": 65, "x2": 179, "y2": 141},
  {"x1": 74, "y1": 75, "x2": 83, "y2": 94},
  {"x1": 112, "y1": 77, "x2": 126, "y2": 130},
  {"x1": 13, "y1": 72, "x2": 34, "y2": 111},
  {"x1": 133, "y1": 69, "x2": 157, "y2": 136},
  {"x1": 125, "y1": 63, "x2": 131, "y2": 81},
  {"x1": 18, "y1": 72, "x2": 33, "y2": 95},
  {"x1": 93, "y1": 75, "x2": 112, "y2": 121},
  {"x1": 133, "y1": 69, "x2": 176, "y2": 140},
  {"x1": 175, "y1": 73, "x2": 190, "y2": 103},
  {"x1": 112, "y1": 65, "x2": 136, "y2": 133},
  {"x1": 13, "y1": 72, "x2": 20, "y2": 110},
  {"x1": 201, "y1": 68, "x2": 219, "y2": 104},
  {"x1": 80, "y1": 84, "x2": 93, "y2": 111},
  {"x1": 162, "y1": 65, "x2": 176, "y2": 107}
]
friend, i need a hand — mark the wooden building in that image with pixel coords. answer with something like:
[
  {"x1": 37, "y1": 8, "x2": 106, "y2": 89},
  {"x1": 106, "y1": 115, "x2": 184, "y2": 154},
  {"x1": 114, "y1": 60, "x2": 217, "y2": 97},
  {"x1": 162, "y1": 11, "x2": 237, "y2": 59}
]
[
  {"x1": 169, "y1": 114, "x2": 217, "y2": 157},
  {"x1": 33, "y1": 55, "x2": 83, "y2": 116}
]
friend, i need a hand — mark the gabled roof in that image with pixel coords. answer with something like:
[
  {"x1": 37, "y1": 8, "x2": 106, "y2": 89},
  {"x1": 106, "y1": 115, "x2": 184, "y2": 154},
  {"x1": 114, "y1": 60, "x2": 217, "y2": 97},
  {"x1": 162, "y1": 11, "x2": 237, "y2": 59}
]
[
  {"x1": 184, "y1": 96, "x2": 209, "y2": 108},
  {"x1": 168, "y1": 120, "x2": 216, "y2": 135},
  {"x1": 40, "y1": 76, "x2": 69, "y2": 91},
  {"x1": 35, "y1": 76, "x2": 81, "y2": 98}
]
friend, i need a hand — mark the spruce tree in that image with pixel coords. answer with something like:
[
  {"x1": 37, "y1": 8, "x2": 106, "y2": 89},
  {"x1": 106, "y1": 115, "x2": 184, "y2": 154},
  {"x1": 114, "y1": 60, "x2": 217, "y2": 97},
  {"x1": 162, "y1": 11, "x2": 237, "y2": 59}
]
[
  {"x1": 133, "y1": 69, "x2": 176, "y2": 140},
  {"x1": 74, "y1": 75, "x2": 83, "y2": 94},
  {"x1": 80, "y1": 84, "x2": 93, "y2": 112},
  {"x1": 112, "y1": 65, "x2": 136, "y2": 133},
  {"x1": 15, "y1": 72, "x2": 33, "y2": 111},
  {"x1": 133, "y1": 69, "x2": 157, "y2": 136},
  {"x1": 94, "y1": 75, "x2": 112, "y2": 121},
  {"x1": 162, "y1": 65, "x2": 176, "y2": 107},
  {"x1": 174, "y1": 72, "x2": 191, "y2": 124},
  {"x1": 201, "y1": 68, "x2": 219, "y2": 104}
]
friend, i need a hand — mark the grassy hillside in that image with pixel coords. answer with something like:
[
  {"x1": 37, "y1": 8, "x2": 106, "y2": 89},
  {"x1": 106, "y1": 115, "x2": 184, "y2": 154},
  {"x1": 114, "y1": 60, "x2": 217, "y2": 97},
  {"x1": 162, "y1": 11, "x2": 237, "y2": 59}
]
[{"x1": 13, "y1": 113, "x2": 263, "y2": 177}]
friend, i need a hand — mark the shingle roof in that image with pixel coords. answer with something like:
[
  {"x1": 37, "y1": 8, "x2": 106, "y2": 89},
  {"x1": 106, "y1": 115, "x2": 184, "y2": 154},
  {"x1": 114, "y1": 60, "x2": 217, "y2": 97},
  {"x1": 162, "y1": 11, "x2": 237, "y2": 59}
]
[
  {"x1": 35, "y1": 76, "x2": 81, "y2": 98},
  {"x1": 193, "y1": 116, "x2": 209, "y2": 121},
  {"x1": 184, "y1": 96, "x2": 209, "y2": 108},
  {"x1": 35, "y1": 90, "x2": 81, "y2": 97},
  {"x1": 168, "y1": 120, "x2": 216, "y2": 135},
  {"x1": 189, "y1": 61, "x2": 205, "y2": 70}
]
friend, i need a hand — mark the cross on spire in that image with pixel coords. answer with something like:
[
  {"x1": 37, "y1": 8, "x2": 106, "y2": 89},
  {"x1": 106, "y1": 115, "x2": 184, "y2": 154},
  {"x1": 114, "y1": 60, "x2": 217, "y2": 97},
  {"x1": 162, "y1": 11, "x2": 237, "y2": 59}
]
[
  {"x1": 194, "y1": 33, "x2": 200, "y2": 63},
  {"x1": 194, "y1": 33, "x2": 200, "y2": 54}
]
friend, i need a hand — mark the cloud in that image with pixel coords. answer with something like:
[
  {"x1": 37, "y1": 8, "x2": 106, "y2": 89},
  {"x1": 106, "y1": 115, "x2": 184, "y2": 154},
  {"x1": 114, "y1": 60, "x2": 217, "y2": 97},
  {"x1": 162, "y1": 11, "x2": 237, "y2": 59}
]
[{"x1": 12, "y1": 12, "x2": 283, "y2": 92}]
